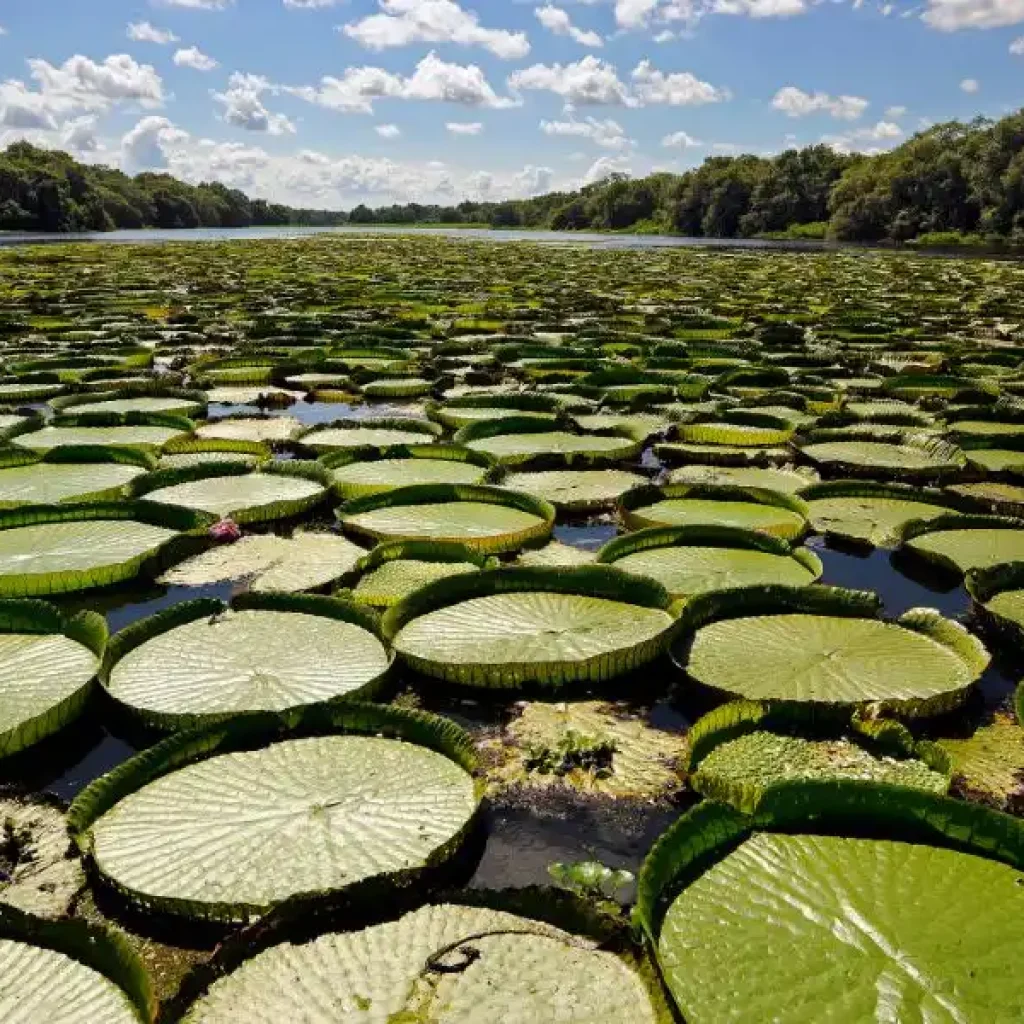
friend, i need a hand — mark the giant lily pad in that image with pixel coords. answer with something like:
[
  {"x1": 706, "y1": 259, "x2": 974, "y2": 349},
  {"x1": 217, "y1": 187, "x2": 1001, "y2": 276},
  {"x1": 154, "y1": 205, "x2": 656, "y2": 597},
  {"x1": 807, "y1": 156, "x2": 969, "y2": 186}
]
[
  {"x1": 667, "y1": 463, "x2": 818, "y2": 494},
  {"x1": 0, "y1": 502, "x2": 212, "y2": 597},
  {"x1": 655, "y1": 827, "x2": 1024, "y2": 1024},
  {"x1": 70, "y1": 706, "x2": 479, "y2": 921},
  {"x1": 0, "y1": 448, "x2": 153, "y2": 507},
  {"x1": 339, "y1": 484, "x2": 554, "y2": 554},
  {"x1": 797, "y1": 432, "x2": 966, "y2": 480},
  {"x1": 0, "y1": 909, "x2": 152, "y2": 1023},
  {"x1": 133, "y1": 463, "x2": 328, "y2": 524},
  {"x1": 103, "y1": 595, "x2": 390, "y2": 729},
  {"x1": 323, "y1": 445, "x2": 492, "y2": 500},
  {"x1": 196, "y1": 417, "x2": 302, "y2": 444},
  {"x1": 800, "y1": 481, "x2": 975, "y2": 547},
  {"x1": 457, "y1": 418, "x2": 640, "y2": 468},
  {"x1": 597, "y1": 526, "x2": 821, "y2": 599},
  {"x1": 383, "y1": 566, "x2": 677, "y2": 689},
  {"x1": 299, "y1": 418, "x2": 440, "y2": 452},
  {"x1": 179, "y1": 902, "x2": 656, "y2": 1024},
  {"x1": 503, "y1": 468, "x2": 646, "y2": 512},
  {"x1": 620, "y1": 484, "x2": 809, "y2": 540},
  {"x1": 900, "y1": 515, "x2": 1024, "y2": 575},
  {"x1": 677, "y1": 586, "x2": 987, "y2": 716},
  {"x1": 159, "y1": 531, "x2": 364, "y2": 592},
  {"x1": 12, "y1": 424, "x2": 188, "y2": 452},
  {"x1": 0, "y1": 601, "x2": 106, "y2": 758}
]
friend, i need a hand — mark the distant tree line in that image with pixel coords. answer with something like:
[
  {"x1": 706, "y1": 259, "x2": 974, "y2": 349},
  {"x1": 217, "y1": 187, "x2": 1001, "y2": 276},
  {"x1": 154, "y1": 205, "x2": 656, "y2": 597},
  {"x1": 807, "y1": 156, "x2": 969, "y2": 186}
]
[
  {"x1": 0, "y1": 143, "x2": 346, "y2": 232},
  {"x1": 4, "y1": 110, "x2": 1024, "y2": 244}
]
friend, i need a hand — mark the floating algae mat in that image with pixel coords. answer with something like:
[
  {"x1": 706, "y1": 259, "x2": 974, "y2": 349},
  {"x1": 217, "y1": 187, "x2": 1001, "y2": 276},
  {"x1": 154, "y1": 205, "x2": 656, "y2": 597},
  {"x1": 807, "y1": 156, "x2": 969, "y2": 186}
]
[{"x1": 0, "y1": 235, "x2": 1023, "y2": 1019}]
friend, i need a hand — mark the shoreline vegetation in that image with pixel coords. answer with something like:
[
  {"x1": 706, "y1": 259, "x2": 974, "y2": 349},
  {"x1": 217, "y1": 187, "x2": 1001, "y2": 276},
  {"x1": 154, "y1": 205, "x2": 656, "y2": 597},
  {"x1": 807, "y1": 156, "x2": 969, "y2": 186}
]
[{"x1": 4, "y1": 109, "x2": 1024, "y2": 251}]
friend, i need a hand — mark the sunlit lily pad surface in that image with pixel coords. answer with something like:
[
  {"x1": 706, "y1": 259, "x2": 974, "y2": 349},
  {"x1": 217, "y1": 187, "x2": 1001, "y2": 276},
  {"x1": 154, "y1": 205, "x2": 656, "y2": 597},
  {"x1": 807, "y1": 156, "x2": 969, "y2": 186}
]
[{"x1": 0, "y1": 234, "x2": 1023, "y2": 1021}]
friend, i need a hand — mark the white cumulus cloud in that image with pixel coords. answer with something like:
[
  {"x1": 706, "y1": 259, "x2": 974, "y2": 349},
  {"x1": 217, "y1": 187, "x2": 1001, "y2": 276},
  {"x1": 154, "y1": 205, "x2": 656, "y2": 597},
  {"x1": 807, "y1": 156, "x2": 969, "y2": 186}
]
[
  {"x1": 923, "y1": 0, "x2": 1024, "y2": 29},
  {"x1": 535, "y1": 5, "x2": 604, "y2": 46},
  {"x1": 541, "y1": 116, "x2": 631, "y2": 149},
  {"x1": 771, "y1": 86, "x2": 868, "y2": 120},
  {"x1": 127, "y1": 22, "x2": 179, "y2": 44},
  {"x1": 343, "y1": 0, "x2": 530, "y2": 59},
  {"x1": 214, "y1": 73, "x2": 296, "y2": 135},
  {"x1": 375, "y1": 123, "x2": 401, "y2": 137},
  {"x1": 173, "y1": 47, "x2": 220, "y2": 72},
  {"x1": 960, "y1": 77, "x2": 980, "y2": 92},
  {"x1": 446, "y1": 121, "x2": 483, "y2": 134},
  {"x1": 583, "y1": 153, "x2": 632, "y2": 183},
  {"x1": 662, "y1": 129, "x2": 702, "y2": 147}
]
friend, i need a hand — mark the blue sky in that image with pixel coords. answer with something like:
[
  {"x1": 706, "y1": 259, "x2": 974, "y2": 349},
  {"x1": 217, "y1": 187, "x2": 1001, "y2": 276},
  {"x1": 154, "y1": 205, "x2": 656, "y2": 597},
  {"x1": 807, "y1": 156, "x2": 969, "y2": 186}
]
[{"x1": 0, "y1": 0, "x2": 1021, "y2": 208}]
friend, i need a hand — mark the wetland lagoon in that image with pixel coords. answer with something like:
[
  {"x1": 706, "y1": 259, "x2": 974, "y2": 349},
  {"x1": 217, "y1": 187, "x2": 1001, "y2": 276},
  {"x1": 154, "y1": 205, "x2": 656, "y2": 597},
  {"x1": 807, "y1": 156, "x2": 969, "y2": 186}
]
[{"x1": 0, "y1": 234, "x2": 1023, "y2": 1021}]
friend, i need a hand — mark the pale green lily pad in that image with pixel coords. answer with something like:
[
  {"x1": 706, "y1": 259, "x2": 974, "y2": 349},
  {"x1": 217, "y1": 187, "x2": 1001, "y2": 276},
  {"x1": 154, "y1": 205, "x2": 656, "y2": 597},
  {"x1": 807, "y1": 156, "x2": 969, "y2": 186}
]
[
  {"x1": 204, "y1": 387, "x2": 301, "y2": 405},
  {"x1": 686, "y1": 613, "x2": 977, "y2": 711},
  {"x1": 799, "y1": 439, "x2": 963, "y2": 475},
  {"x1": 352, "y1": 559, "x2": 480, "y2": 608},
  {"x1": 64, "y1": 397, "x2": 202, "y2": 417},
  {"x1": 609, "y1": 546, "x2": 817, "y2": 599},
  {"x1": 0, "y1": 939, "x2": 142, "y2": 1024},
  {"x1": 667, "y1": 464, "x2": 817, "y2": 494},
  {"x1": 965, "y1": 449, "x2": 1024, "y2": 474},
  {"x1": 806, "y1": 496, "x2": 957, "y2": 547},
  {"x1": 625, "y1": 498, "x2": 806, "y2": 539},
  {"x1": 13, "y1": 425, "x2": 186, "y2": 452},
  {"x1": 0, "y1": 463, "x2": 146, "y2": 506},
  {"x1": 159, "y1": 532, "x2": 364, "y2": 592},
  {"x1": 180, "y1": 903, "x2": 655, "y2": 1024},
  {"x1": 343, "y1": 503, "x2": 546, "y2": 552},
  {"x1": 0, "y1": 633, "x2": 99, "y2": 759},
  {"x1": 196, "y1": 418, "x2": 302, "y2": 443},
  {"x1": 393, "y1": 592, "x2": 674, "y2": 687},
  {"x1": 465, "y1": 431, "x2": 637, "y2": 466},
  {"x1": 106, "y1": 609, "x2": 389, "y2": 724},
  {"x1": 503, "y1": 469, "x2": 646, "y2": 511},
  {"x1": 938, "y1": 714, "x2": 1024, "y2": 810},
  {"x1": 515, "y1": 541, "x2": 596, "y2": 567},
  {"x1": 142, "y1": 473, "x2": 324, "y2": 520},
  {"x1": 302, "y1": 426, "x2": 434, "y2": 450},
  {"x1": 330, "y1": 458, "x2": 486, "y2": 499},
  {"x1": 90, "y1": 735, "x2": 477, "y2": 916},
  {"x1": 0, "y1": 521, "x2": 178, "y2": 595},
  {"x1": 159, "y1": 452, "x2": 260, "y2": 470},
  {"x1": 658, "y1": 833, "x2": 1024, "y2": 1024},
  {"x1": 906, "y1": 527, "x2": 1024, "y2": 573}
]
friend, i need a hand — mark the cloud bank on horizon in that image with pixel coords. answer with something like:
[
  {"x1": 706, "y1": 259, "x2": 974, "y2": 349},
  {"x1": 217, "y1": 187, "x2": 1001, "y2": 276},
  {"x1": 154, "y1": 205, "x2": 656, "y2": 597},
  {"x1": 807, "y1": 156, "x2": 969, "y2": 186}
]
[{"x1": 0, "y1": 0, "x2": 1019, "y2": 208}]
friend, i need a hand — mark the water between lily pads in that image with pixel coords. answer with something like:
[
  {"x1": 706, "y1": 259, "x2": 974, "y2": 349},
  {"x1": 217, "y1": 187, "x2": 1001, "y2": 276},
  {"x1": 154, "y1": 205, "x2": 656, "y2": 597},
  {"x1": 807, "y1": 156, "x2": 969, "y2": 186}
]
[{"x1": 5, "y1": 398, "x2": 1018, "y2": 904}]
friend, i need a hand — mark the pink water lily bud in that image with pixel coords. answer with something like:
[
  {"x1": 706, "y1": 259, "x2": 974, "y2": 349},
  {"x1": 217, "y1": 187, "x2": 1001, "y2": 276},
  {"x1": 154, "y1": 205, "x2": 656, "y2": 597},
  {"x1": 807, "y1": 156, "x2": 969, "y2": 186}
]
[{"x1": 209, "y1": 518, "x2": 242, "y2": 543}]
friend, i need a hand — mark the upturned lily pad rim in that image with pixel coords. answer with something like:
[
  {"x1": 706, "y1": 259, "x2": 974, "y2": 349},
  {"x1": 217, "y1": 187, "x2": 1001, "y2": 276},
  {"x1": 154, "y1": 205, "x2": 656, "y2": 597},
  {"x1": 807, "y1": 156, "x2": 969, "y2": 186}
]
[
  {"x1": 381, "y1": 564, "x2": 678, "y2": 644},
  {"x1": 0, "y1": 444, "x2": 157, "y2": 473},
  {"x1": 0, "y1": 598, "x2": 108, "y2": 759},
  {"x1": 164, "y1": 885, "x2": 658, "y2": 1024},
  {"x1": 597, "y1": 524, "x2": 822, "y2": 582},
  {"x1": 671, "y1": 583, "x2": 990, "y2": 716},
  {"x1": 0, "y1": 500, "x2": 216, "y2": 597},
  {"x1": 50, "y1": 409, "x2": 196, "y2": 433},
  {"x1": 619, "y1": 483, "x2": 811, "y2": 533},
  {"x1": 354, "y1": 539, "x2": 499, "y2": 574},
  {"x1": 67, "y1": 702, "x2": 481, "y2": 923},
  {"x1": 297, "y1": 416, "x2": 442, "y2": 449},
  {"x1": 635, "y1": 782, "x2": 1024, "y2": 945},
  {"x1": 128, "y1": 459, "x2": 330, "y2": 523},
  {"x1": 338, "y1": 483, "x2": 556, "y2": 550},
  {"x1": 897, "y1": 513, "x2": 1024, "y2": 574},
  {"x1": 795, "y1": 429, "x2": 967, "y2": 478},
  {"x1": 684, "y1": 698, "x2": 952, "y2": 810},
  {"x1": 99, "y1": 592, "x2": 393, "y2": 732},
  {"x1": 50, "y1": 385, "x2": 208, "y2": 417},
  {"x1": 319, "y1": 442, "x2": 496, "y2": 473},
  {"x1": 0, "y1": 904, "x2": 155, "y2": 1023},
  {"x1": 160, "y1": 437, "x2": 272, "y2": 462},
  {"x1": 454, "y1": 415, "x2": 638, "y2": 446},
  {"x1": 966, "y1": 561, "x2": 1024, "y2": 648}
]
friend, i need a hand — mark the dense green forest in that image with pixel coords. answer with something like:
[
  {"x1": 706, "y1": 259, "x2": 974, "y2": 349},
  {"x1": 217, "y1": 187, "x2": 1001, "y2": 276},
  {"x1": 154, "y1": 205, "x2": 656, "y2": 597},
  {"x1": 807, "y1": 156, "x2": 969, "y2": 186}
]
[{"x1": 4, "y1": 109, "x2": 1024, "y2": 243}]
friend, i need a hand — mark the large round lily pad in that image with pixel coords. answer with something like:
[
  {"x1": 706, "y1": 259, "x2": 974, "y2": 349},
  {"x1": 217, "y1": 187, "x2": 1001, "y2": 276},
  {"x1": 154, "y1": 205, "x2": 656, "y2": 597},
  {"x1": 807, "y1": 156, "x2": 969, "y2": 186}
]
[
  {"x1": 139, "y1": 470, "x2": 326, "y2": 523},
  {"x1": 798, "y1": 435, "x2": 965, "y2": 479},
  {"x1": 327, "y1": 448, "x2": 490, "y2": 500},
  {"x1": 657, "y1": 831, "x2": 1024, "y2": 1024},
  {"x1": 385, "y1": 566, "x2": 677, "y2": 688},
  {"x1": 902, "y1": 517, "x2": 1024, "y2": 575},
  {"x1": 0, "y1": 938, "x2": 143, "y2": 1024},
  {"x1": 12, "y1": 424, "x2": 187, "y2": 452},
  {"x1": 667, "y1": 464, "x2": 818, "y2": 494},
  {"x1": 81, "y1": 727, "x2": 478, "y2": 920},
  {"x1": 340, "y1": 485, "x2": 553, "y2": 554},
  {"x1": 104, "y1": 601, "x2": 390, "y2": 728},
  {"x1": 598, "y1": 527, "x2": 821, "y2": 599},
  {"x1": 0, "y1": 603, "x2": 105, "y2": 758},
  {"x1": 0, "y1": 462, "x2": 147, "y2": 507},
  {"x1": 0, "y1": 504, "x2": 204, "y2": 596},
  {"x1": 181, "y1": 903, "x2": 656, "y2": 1024},
  {"x1": 686, "y1": 610, "x2": 981, "y2": 715},
  {"x1": 196, "y1": 417, "x2": 302, "y2": 444},
  {"x1": 503, "y1": 469, "x2": 646, "y2": 512}
]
